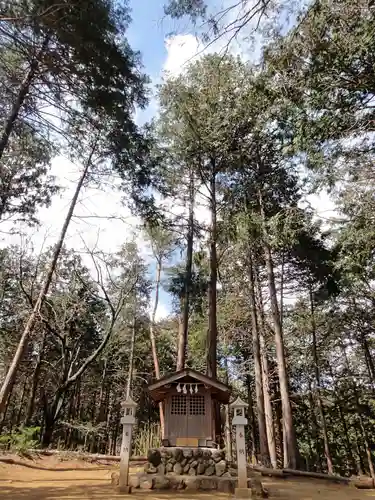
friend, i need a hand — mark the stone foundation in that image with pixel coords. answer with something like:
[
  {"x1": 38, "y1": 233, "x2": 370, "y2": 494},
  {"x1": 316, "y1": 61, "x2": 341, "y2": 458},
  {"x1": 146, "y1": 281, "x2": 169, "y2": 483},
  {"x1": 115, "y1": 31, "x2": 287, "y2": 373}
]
[
  {"x1": 111, "y1": 472, "x2": 268, "y2": 497},
  {"x1": 146, "y1": 447, "x2": 231, "y2": 477}
]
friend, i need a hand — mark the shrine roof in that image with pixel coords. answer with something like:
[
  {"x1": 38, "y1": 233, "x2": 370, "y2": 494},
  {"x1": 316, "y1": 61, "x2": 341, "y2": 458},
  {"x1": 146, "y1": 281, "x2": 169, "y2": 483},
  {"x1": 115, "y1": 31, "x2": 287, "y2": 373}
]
[{"x1": 148, "y1": 368, "x2": 230, "y2": 403}]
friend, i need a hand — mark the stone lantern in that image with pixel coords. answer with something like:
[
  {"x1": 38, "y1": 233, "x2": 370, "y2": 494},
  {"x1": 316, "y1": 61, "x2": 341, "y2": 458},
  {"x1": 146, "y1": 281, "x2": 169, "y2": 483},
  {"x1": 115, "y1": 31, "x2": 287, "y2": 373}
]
[
  {"x1": 119, "y1": 397, "x2": 137, "y2": 493},
  {"x1": 230, "y1": 396, "x2": 250, "y2": 498}
]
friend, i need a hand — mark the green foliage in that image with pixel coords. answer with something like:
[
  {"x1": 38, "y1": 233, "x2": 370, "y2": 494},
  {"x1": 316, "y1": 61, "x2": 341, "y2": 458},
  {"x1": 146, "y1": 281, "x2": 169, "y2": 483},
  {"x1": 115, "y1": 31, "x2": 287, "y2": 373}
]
[
  {"x1": 164, "y1": 0, "x2": 206, "y2": 21},
  {"x1": 0, "y1": 427, "x2": 40, "y2": 454},
  {"x1": 2, "y1": 0, "x2": 375, "y2": 478}
]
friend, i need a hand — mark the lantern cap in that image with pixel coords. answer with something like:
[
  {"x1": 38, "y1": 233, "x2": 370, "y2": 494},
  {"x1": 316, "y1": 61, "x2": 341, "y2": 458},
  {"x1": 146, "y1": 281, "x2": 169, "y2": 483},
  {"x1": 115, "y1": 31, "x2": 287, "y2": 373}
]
[
  {"x1": 121, "y1": 396, "x2": 137, "y2": 408},
  {"x1": 230, "y1": 396, "x2": 248, "y2": 409}
]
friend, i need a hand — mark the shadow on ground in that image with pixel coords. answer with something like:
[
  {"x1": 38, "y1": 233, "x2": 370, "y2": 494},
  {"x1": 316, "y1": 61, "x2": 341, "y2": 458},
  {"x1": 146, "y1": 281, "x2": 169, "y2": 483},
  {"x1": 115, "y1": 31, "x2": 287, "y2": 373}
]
[{"x1": 0, "y1": 483, "x2": 228, "y2": 500}]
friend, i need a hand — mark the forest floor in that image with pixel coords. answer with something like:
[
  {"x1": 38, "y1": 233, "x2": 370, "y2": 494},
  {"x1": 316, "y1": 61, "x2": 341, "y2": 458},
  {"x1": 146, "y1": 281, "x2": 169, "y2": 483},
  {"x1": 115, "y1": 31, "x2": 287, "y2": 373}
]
[{"x1": 0, "y1": 454, "x2": 374, "y2": 499}]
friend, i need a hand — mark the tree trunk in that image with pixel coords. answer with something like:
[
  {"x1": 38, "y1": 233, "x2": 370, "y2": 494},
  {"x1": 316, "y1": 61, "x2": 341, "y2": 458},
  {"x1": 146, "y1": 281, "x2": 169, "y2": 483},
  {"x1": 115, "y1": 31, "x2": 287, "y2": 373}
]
[
  {"x1": 126, "y1": 305, "x2": 137, "y2": 399},
  {"x1": 42, "y1": 388, "x2": 66, "y2": 448},
  {"x1": 177, "y1": 168, "x2": 194, "y2": 371},
  {"x1": 327, "y1": 364, "x2": 357, "y2": 474},
  {"x1": 309, "y1": 288, "x2": 333, "y2": 474},
  {"x1": 0, "y1": 141, "x2": 97, "y2": 416},
  {"x1": 42, "y1": 415, "x2": 55, "y2": 448},
  {"x1": 246, "y1": 374, "x2": 257, "y2": 464},
  {"x1": 254, "y1": 265, "x2": 277, "y2": 468},
  {"x1": 16, "y1": 378, "x2": 27, "y2": 426},
  {"x1": 66, "y1": 384, "x2": 78, "y2": 449},
  {"x1": 354, "y1": 428, "x2": 365, "y2": 476},
  {"x1": 258, "y1": 190, "x2": 298, "y2": 469},
  {"x1": 206, "y1": 165, "x2": 219, "y2": 440},
  {"x1": 360, "y1": 329, "x2": 375, "y2": 385},
  {"x1": 341, "y1": 343, "x2": 374, "y2": 480},
  {"x1": 279, "y1": 250, "x2": 285, "y2": 331},
  {"x1": 274, "y1": 387, "x2": 284, "y2": 468},
  {"x1": 150, "y1": 260, "x2": 161, "y2": 378},
  {"x1": 223, "y1": 356, "x2": 232, "y2": 461},
  {"x1": 176, "y1": 311, "x2": 185, "y2": 368},
  {"x1": 248, "y1": 253, "x2": 269, "y2": 466},
  {"x1": 0, "y1": 35, "x2": 50, "y2": 160},
  {"x1": 206, "y1": 165, "x2": 217, "y2": 379},
  {"x1": 96, "y1": 360, "x2": 108, "y2": 424},
  {"x1": 0, "y1": 373, "x2": 16, "y2": 434},
  {"x1": 25, "y1": 331, "x2": 46, "y2": 426},
  {"x1": 308, "y1": 379, "x2": 322, "y2": 472},
  {"x1": 259, "y1": 329, "x2": 277, "y2": 468},
  {"x1": 149, "y1": 258, "x2": 165, "y2": 438},
  {"x1": 358, "y1": 410, "x2": 375, "y2": 480}
]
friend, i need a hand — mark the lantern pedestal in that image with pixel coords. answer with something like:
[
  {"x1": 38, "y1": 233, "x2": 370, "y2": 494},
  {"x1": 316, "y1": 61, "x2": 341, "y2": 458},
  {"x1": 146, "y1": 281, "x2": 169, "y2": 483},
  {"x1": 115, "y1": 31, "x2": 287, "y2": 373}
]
[
  {"x1": 230, "y1": 397, "x2": 252, "y2": 499},
  {"x1": 118, "y1": 397, "x2": 137, "y2": 493}
]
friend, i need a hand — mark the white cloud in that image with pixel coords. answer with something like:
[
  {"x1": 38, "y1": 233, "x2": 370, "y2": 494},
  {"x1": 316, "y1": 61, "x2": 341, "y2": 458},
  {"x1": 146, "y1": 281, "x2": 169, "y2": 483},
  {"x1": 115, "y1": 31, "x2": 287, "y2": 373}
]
[
  {"x1": 163, "y1": 34, "x2": 201, "y2": 77},
  {"x1": 154, "y1": 301, "x2": 170, "y2": 321},
  {"x1": 1, "y1": 155, "x2": 147, "y2": 273}
]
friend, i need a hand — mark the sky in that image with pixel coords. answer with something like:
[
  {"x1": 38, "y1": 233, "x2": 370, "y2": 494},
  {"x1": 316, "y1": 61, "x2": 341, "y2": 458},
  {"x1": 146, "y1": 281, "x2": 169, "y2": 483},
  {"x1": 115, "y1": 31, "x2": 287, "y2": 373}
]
[
  {"x1": 4, "y1": 0, "x2": 209, "y2": 320},
  {"x1": 3, "y1": 0, "x2": 336, "y2": 320}
]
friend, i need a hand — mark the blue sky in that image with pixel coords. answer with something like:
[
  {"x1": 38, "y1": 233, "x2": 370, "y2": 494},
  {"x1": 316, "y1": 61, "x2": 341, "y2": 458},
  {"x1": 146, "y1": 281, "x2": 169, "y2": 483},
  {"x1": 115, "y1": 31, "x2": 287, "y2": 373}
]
[
  {"x1": 5, "y1": 0, "x2": 334, "y2": 321},
  {"x1": 121, "y1": 1, "x2": 206, "y2": 319},
  {"x1": 127, "y1": 1, "x2": 174, "y2": 78},
  {"x1": 5, "y1": 1, "x2": 208, "y2": 321},
  {"x1": 127, "y1": 1, "x2": 176, "y2": 317}
]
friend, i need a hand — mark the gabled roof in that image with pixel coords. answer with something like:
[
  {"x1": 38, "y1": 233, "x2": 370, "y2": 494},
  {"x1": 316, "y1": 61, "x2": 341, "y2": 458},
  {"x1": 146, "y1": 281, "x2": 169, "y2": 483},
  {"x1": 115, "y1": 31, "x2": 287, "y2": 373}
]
[{"x1": 148, "y1": 368, "x2": 230, "y2": 403}]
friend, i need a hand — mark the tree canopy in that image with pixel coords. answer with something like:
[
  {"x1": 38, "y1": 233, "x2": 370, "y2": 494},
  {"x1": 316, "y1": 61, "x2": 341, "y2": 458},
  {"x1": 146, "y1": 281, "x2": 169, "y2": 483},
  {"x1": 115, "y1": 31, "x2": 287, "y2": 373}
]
[{"x1": 1, "y1": 0, "x2": 375, "y2": 481}]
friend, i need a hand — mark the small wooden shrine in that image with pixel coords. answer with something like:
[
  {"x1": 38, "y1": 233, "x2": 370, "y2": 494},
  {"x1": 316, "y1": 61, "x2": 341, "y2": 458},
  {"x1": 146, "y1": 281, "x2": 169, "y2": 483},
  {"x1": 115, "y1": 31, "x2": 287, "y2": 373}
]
[{"x1": 148, "y1": 368, "x2": 230, "y2": 448}]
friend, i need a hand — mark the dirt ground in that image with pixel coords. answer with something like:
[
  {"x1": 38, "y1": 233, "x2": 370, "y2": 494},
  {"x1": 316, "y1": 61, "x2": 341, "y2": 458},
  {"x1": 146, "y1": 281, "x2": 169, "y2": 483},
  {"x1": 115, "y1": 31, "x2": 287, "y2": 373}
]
[{"x1": 0, "y1": 455, "x2": 375, "y2": 500}]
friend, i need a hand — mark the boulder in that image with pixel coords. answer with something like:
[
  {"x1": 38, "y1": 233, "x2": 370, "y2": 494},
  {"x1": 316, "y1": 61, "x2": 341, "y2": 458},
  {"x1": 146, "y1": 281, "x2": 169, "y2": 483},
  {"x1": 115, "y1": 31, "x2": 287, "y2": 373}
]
[
  {"x1": 168, "y1": 458, "x2": 176, "y2": 465},
  {"x1": 169, "y1": 476, "x2": 185, "y2": 490},
  {"x1": 183, "y1": 464, "x2": 190, "y2": 473},
  {"x1": 129, "y1": 475, "x2": 140, "y2": 489},
  {"x1": 181, "y1": 458, "x2": 187, "y2": 467},
  {"x1": 188, "y1": 467, "x2": 197, "y2": 476},
  {"x1": 173, "y1": 463, "x2": 183, "y2": 475},
  {"x1": 193, "y1": 448, "x2": 203, "y2": 458},
  {"x1": 222, "y1": 471, "x2": 231, "y2": 478},
  {"x1": 212, "y1": 449, "x2": 225, "y2": 462},
  {"x1": 217, "y1": 478, "x2": 236, "y2": 493},
  {"x1": 229, "y1": 467, "x2": 238, "y2": 477},
  {"x1": 183, "y1": 448, "x2": 193, "y2": 458},
  {"x1": 184, "y1": 477, "x2": 199, "y2": 491},
  {"x1": 206, "y1": 465, "x2": 215, "y2": 476},
  {"x1": 144, "y1": 463, "x2": 157, "y2": 474},
  {"x1": 147, "y1": 448, "x2": 161, "y2": 467},
  {"x1": 203, "y1": 449, "x2": 212, "y2": 458},
  {"x1": 197, "y1": 463, "x2": 206, "y2": 475},
  {"x1": 190, "y1": 460, "x2": 198, "y2": 468},
  {"x1": 140, "y1": 477, "x2": 154, "y2": 490},
  {"x1": 215, "y1": 459, "x2": 227, "y2": 477},
  {"x1": 157, "y1": 463, "x2": 165, "y2": 475},
  {"x1": 153, "y1": 475, "x2": 170, "y2": 490},
  {"x1": 199, "y1": 478, "x2": 218, "y2": 490},
  {"x1": 172, "y1": 448, "x2": 183, "y2": 461},
  {"x1": 166, "y1": 462, "x2": 173, "y2": 473}
]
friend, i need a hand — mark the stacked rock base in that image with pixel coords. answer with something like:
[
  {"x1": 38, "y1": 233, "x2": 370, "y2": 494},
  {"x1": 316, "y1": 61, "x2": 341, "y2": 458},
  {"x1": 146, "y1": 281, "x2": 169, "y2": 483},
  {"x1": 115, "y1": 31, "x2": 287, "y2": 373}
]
[
  {"x1": 111, "y1": 472, "x2": 268, "y2": 497},
  {"x1": 146, "y1": 447, "x2": 231, "y2": 477}
]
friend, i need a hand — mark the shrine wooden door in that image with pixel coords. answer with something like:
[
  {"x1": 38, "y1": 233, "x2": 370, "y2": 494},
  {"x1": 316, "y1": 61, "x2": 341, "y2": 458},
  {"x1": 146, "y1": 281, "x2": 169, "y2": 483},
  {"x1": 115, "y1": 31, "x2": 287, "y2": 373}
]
[{"x1": 167, "y1": 392, "x2": 210, "y2": 446}]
